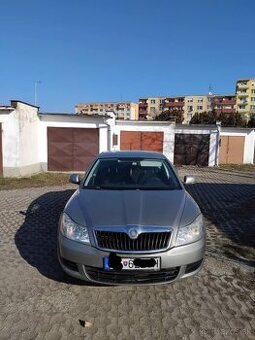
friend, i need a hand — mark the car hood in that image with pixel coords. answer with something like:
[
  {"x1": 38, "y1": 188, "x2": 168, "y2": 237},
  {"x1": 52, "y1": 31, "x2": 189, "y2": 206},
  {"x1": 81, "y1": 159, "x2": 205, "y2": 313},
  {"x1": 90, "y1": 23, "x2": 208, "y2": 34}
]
[{"x1": 65, "y1": 188, "x2": 200, "y2": 229}]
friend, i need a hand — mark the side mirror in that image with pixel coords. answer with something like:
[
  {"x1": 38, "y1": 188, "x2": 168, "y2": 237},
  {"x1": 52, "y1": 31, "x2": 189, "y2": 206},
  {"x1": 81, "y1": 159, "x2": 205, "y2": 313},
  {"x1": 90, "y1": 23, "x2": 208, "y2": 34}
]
[
  {"x1": 184, "y1": 175, "x2": 195, "y2": 185},
  {"x1": 69, "y1": 174, "x2": 81, "y2": 185}
]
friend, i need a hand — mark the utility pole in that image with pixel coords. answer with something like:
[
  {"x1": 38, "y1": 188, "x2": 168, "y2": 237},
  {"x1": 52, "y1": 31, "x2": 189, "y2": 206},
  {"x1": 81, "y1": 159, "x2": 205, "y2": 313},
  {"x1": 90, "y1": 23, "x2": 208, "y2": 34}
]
[{"x1": 34, "y1": 80, "x2": 42, "y2": 106}]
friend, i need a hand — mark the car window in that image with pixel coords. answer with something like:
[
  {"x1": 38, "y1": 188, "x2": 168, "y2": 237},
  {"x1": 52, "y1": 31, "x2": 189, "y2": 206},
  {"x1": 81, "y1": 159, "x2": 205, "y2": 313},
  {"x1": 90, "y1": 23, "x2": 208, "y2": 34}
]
[{"x1": 83, "y1": 158, "x2": 181, "y2": 190}]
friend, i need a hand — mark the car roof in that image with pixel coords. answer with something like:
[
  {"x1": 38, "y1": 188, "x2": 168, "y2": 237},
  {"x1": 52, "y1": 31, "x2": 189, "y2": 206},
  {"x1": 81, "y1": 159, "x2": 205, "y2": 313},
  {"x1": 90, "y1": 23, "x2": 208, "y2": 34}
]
[{"x1": 98, "y1": 150, "x2": 166, "y2": 159}]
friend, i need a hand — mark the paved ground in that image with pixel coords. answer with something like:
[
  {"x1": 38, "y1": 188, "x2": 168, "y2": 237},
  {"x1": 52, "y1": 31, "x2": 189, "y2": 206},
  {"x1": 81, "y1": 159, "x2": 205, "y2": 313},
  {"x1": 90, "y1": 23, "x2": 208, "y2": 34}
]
[{"x1": 0, "y1": 168, "x2": 254, "y2": 340}]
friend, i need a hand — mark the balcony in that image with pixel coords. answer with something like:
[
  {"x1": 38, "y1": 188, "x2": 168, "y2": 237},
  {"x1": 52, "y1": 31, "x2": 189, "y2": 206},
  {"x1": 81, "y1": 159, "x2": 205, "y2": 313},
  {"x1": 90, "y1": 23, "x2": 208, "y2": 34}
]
[
  {"x1": 164, "y1": 102, "x2": 184, "y2": 107},
  {"x1": 237, "y1": 83, "x2": 248, "y2": 88},
  {"x1": 237, "y1": 92, "x2": 248, "y2": 96},
  {"x1": 139, "y1": 103, "x2": 148, "y2": 108},
  {"x1": 139, "y1": 109, "x2": 147, "y2": 114},
  {"x1": 237, "y1": 100, "x2": 248, "y2": 105},
  {"x1": 213, "y1": 99, "x2": 236, "y2": 105}
]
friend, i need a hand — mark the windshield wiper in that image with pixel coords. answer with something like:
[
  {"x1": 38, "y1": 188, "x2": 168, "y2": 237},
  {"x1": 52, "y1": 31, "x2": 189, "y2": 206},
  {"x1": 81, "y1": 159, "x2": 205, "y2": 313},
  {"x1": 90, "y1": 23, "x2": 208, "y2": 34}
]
[
  {"x1": 84, "y1": 185, "x2": 102, "y2": 190},
  {"x1": 136, "y1": 187, "x2": 176, "y2": 190},
  {"x1": 84, "y1": 185, "x2": 178, "y2": 191}
]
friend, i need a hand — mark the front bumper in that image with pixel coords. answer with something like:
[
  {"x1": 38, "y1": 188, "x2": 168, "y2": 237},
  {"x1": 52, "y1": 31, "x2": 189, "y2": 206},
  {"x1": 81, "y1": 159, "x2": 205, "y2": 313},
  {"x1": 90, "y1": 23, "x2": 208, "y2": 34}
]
[{"x1": 58, "y1": 234, "x2": 205, "y2": 285}]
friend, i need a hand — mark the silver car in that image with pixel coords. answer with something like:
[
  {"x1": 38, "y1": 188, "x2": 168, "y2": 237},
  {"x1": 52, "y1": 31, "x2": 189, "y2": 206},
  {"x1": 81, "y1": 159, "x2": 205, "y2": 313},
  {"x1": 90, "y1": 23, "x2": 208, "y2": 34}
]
[{"x1": 58, "y1": 151, "x2": 205, "y2": 285}]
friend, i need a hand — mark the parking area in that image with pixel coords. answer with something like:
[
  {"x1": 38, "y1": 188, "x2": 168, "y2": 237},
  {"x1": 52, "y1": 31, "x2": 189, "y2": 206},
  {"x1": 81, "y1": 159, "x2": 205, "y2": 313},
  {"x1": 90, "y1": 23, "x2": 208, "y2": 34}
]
[{"x1": 0, "y1": 168, "x2": 254, "y2": 339}]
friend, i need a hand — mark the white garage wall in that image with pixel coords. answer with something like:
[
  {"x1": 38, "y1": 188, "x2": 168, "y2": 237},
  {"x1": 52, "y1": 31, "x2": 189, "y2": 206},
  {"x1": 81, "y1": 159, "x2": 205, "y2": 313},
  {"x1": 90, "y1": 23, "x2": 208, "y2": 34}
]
[
  {"x1": 16, "y1": 102, "x2": 41, "y2": 172},
  {"x1": 1, "y1": 101, "x2": 41, "y2": 177},
  {"x1": 1, "y1": 101, "x2": 254, "y2": 177},
  {"x1": 1, "y1": 110, "x2": 19, "y2": 172}
]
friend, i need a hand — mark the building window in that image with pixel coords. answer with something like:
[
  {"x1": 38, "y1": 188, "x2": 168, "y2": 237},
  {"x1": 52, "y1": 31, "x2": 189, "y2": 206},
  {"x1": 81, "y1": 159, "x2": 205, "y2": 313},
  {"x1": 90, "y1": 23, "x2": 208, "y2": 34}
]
[
  {"x1": 151, "y1": 99, "x2": 156, "y2": 104},
  {"x1": 197, "y1": 106, "x2": 203, "y2": 110},
  {"x1": 251, "y1": 106, "x2": 255, "y2": 110},
  {"x1": 252, "y1": 90, "x2": 255, "y2": 94},
  {"x1": 188, "y1": 106, "x2": 193, "y2": 111},
  {"x1": 198, "y1": 99, "x2": 203, "y2": 103},
  {"x1": 187, "y1": 98, "x2": 193, "y2": 103},
  {"x1": 150, "y1": 107, "x2": 156, "y2": 112},
  {"x1": 251, "y1": 97, "x2": 255, "y2": 102}
]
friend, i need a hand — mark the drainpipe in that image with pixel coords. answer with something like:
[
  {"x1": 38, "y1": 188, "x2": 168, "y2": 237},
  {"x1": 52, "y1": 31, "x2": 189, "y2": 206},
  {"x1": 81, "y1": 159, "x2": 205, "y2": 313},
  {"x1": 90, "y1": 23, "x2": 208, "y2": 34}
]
[
  {"x1": 104, "y1": 111, "x2": 116, "y2": 151},
  {"x1": 215, "y1": 121, "x2": 221, "y2": 166}
]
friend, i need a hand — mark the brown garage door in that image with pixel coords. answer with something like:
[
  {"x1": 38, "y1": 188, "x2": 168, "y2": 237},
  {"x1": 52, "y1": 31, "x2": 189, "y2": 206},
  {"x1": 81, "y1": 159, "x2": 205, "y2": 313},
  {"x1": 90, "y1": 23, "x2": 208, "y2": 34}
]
[
  {"x1": 174, "y1": 133, "x2": 210, "y2": 166},
  {"x1": 0, "y1": 123, "x2": 2, "y2": 176},
  {"x1": 120, "y1": 131, "x2": 164, "y2": 152},
  {"x1": 48, "y1": 127, "x2": 99, "y2": 171},
  {"x1": 219, "y1": 136, "x2": 244, "y2": 164}
]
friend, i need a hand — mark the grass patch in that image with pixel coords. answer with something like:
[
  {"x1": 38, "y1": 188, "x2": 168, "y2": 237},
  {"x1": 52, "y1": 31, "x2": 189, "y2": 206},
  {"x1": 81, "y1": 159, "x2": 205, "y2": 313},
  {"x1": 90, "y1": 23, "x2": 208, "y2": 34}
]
[
  {"x1": 0, "y1": 172, "x2": 71, "y2": 190},
  {"x1": 219, "y1": 164, "x2": 255, "y2": 172}
]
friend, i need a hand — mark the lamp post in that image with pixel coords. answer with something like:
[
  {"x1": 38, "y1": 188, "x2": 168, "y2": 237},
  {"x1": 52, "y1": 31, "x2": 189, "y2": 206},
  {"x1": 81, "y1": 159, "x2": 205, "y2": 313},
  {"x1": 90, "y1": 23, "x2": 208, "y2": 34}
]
[{"x1": 34, "y1": 80, "x2": 42, "y2": 106}]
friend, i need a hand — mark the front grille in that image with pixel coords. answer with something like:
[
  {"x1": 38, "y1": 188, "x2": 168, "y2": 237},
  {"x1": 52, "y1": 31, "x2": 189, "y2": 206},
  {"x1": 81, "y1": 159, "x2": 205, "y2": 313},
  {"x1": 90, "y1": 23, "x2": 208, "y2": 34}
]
[
  {"x1": 85, "y1": 266, "x2": 180, "y2": 284},
  {"x1": 95, "y1": 231, "x2": 171, "y2": 251}
]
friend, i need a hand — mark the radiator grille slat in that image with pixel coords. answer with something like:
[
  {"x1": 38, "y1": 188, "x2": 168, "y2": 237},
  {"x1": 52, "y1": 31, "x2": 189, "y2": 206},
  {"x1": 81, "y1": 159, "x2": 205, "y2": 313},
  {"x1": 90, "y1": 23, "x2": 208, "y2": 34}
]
[{"x1": 96, "y1": 231, "x2": 171, "y2": 251}]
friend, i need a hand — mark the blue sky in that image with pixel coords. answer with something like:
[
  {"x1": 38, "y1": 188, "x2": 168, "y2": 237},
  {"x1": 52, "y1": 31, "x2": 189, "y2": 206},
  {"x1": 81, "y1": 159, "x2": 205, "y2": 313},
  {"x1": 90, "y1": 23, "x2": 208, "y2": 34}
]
[{"x1": 0, "y1": 0, "x2": 255, "y2": 112}]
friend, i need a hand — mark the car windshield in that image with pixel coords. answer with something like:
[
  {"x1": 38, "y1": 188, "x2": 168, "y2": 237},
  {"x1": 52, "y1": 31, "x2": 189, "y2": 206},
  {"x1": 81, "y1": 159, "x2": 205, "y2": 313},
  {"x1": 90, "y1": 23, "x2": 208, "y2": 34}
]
[{"x1": 83, "y1": 158, "x2": 181, "y2": 190}]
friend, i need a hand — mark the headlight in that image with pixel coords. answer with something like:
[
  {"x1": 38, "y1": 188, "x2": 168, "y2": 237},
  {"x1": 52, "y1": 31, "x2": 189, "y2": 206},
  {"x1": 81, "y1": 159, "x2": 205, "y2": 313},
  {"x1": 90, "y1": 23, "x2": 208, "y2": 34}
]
[
  {"x1": 175, "y1": 214, "x2": 204, "y2": 246},
  {"x1": 60, "y1": 213, "x2": 90, "y2": 244}
]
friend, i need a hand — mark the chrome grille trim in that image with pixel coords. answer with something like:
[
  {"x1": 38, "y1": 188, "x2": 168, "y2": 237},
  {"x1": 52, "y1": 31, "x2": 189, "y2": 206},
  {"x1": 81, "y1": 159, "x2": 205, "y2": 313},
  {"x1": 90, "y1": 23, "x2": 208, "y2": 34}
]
[{"x1": 94, "y1": 226, "x2": 173, "y2": 253}]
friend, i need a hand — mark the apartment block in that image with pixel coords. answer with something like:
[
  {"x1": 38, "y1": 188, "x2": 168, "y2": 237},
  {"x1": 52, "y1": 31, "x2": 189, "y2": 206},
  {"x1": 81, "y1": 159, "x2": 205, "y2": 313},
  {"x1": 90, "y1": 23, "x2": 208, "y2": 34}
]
[
  {"x1": 184, "y1": 95, "x2": 212, "y2": 123},
  {"x1": 139, "y1": 96, "x2": 186, "y2": 121},
  {"x1": 138, "y1": 97, "x2": 165, "y2": 120},
  {"x1": 236, "y1": 79, "x2": 255, "y2": 119},
  {"x1": 163, "y1": 97, "x2": 185, "y2": 120},
  {"x1": 75, "y1": 102, "x2": 139, "y2": 120},
  {"x1": 211, "y1": 95, "x2": 236, "y2": 114},
  {"x1": 139, "y1": 93, "x2": 239, "y2": 123}
]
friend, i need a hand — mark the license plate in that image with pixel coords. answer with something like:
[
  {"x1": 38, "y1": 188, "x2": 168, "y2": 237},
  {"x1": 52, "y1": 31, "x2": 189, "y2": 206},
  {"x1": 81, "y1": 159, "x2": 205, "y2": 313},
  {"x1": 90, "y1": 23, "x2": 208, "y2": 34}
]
[{"x1": 121, "y1": 257, "x2": 160, "y2": 270}]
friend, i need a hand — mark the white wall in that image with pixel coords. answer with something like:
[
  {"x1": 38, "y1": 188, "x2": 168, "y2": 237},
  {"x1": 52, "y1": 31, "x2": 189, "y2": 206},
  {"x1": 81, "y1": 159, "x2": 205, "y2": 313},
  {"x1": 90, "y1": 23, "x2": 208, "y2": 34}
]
[
  {"x1": 16, "y1": 102, "x2": 41, "y2": 168},
  {"x1": 2, "y1": 102, "x2": 254, "y2": 177},
  {"x1": 1, "y1": 110, "x2": 19, "y2": 169},
  {"x1": 1, "y1": 101, "x2": 41, "y2": 176},
  {"x1": 244, "y1": 130, "x2": 255, "y2": 164}
]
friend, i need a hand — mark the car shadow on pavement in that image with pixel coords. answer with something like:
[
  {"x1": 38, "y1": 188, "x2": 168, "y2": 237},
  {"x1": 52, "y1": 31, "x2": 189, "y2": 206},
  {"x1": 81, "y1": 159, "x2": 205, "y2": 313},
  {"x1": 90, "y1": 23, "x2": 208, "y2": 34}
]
[
  {"x1": 15, "y1": 189, "x2": 99, "y2": 285},
  {"x1": 15, "y1": 182, "x2": 255, "y2": 285},
  {"x1": 186, "y1": 182, "x2": 255, "y2": 267}
]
